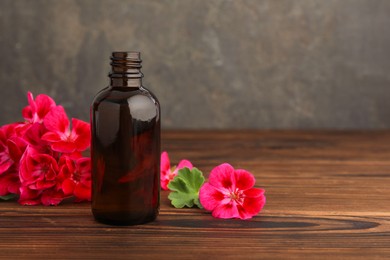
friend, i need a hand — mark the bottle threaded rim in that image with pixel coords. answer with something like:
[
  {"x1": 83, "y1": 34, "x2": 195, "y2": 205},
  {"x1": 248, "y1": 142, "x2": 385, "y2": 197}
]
[{"x1": 109, "y1": 51, "x2": 143, "y2": 78}]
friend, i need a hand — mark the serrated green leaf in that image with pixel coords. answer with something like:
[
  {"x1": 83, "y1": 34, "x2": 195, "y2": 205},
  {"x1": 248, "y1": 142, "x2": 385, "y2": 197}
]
[
  {"x1": 167, "y1": 167, "x2": 205, "y2": 209},
  {"x1": 0, "y1": 194, "x2": 17, "y2": 201}
]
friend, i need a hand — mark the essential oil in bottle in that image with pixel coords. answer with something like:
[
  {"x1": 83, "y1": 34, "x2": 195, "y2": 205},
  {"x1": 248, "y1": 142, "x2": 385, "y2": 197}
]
[{"x1": 91, "y1": 51, "x2": 160, "y2": 225}]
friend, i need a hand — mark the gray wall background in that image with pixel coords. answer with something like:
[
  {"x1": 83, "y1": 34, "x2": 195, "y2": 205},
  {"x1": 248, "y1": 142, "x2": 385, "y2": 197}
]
[{"x1": 1, "y1": 0, "x2": 390, "y2": 129}]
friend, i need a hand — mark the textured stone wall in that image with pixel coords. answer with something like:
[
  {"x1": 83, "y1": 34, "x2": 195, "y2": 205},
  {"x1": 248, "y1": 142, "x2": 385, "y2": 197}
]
[{"x1": 1, "y1": 0, "x2": 390, "y2": 129}]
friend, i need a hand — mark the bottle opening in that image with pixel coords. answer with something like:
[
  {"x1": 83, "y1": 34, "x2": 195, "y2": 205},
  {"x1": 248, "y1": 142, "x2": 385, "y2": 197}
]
[{"x1": 112, "y1": 51, "x2": 141, "y2": 62}]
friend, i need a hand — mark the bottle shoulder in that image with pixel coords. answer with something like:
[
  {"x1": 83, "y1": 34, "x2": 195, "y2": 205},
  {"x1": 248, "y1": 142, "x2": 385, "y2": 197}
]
[
  {"x1": 92, "y1": 86, "x2": 160, "y2": 122},
  {"x1": 93, "y1": 86, "x2": 157, "y2": 103},
  {"x1": 92, "y1": 86, "x2": 160, "y2": 116}
]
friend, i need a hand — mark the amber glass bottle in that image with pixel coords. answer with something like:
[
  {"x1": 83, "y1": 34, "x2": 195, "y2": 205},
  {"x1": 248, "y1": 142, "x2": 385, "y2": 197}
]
[{"x1": 91, "y1": 52, "x2": 160, "y2": 225}]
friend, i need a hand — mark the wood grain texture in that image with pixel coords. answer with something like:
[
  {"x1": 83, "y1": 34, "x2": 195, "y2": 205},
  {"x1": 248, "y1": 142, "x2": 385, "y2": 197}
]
[{"x1": 0, "y1": 130, "x2": 389, "y2": 259}]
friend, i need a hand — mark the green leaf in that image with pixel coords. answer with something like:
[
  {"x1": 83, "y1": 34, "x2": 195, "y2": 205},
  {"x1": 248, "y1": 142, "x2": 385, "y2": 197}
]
[
  {"x1": 0, "y1": 194, "x2": 17, "y2": 201},
  {"x1": 167, "y1": 167, "x2": 205, "y2": 209}
]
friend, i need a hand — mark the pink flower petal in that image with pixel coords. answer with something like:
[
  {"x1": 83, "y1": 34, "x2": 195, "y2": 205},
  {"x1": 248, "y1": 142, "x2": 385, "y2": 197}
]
[
  {"x1": 44, "y1": 106, "x2": 69, "y2": 133},
  {"x1": 27, "y1": 92, "x2": 36, "y2": 110},
  {"x1": 176, "y1": 159, "x2": 193, "y2": 170},
  {"x1": 234, "y1": 169, "x2": 255, "y2": 191},
  {"x1": 75, "y1": 157, "x2": 91, "y2": 185},
  {"x1": 71, "y1": 118, "x2": 91, "y2": 151},
  {"x1": 199, "y1": 183, "x2": 225, "y2": 211},
  {"x1": 208, "y1": 163, "x2": 235, "y2": 189},
  {"x1": 21, "y1": 92, "x2": 36, "y2": 121},
  {"x1": 62, "y1": 179, "x2": 75, "y2": 195},
  {"x1": 51, "y1": 141, "x2": 77, "y2": 153},
  {"x1": 160, "y1": 151, "x2": 170, "y2": 172},
  {"x1": 76, "y1": 157, "x2": 91, "y2": 172},
  {"x1": 74, "y1": 183, "x2": 91, "y2": 202},
  {"x1": 160, "y1": 151, "x2": 172, "y2": 190},
  {"x1": 0, "y1": 161, "x2": 12, "y2": 175},
  {"x1": 211, "y1": 202, "x2": 240, "y2": 219},
  {"x1": 41, "y1": 132, "x2": 61, "y2": 143},
  {"x1": 18, "y1": 186, "x2": 41, "y2": 205},
  {"x1": 22, "y1": 107, "x2": 33, "y2": 121},
  {"x1": 244, "y1": 187, "x2": 265, "y2": 198},
  {"x1": 240, "y1": 192, "x2": 266, "y2": 219},
  {"x1": 7, "y1": 136, "x2": 27, "y2": 161},
  {"x1": 7, "y1": 140, "x2": 21, "y2": 162},
  {"x1": 58, "y1": 157, "x2": 74, "y2": 181},
  {"x1": 35, "y1": 180, "x2": 56, "y2": 190},
  {"x1": 65, "y1": 151, "x2": 83, "y2": 160},
  {"x1": 160, "y1": 179, "x2": 170, "y2": 191},
  {"x1": 34, "y1": 94, "x2": 56, "y2": 120},
  {"x1": 7, "y1": 175, "x2": 21, "y2": 194},
  {"x1": 40, "y1": 189, "x2": 64, "y2": 206}
]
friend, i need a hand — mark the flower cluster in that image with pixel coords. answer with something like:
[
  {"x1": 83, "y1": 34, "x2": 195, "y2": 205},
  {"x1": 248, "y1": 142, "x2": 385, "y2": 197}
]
[
  {"x1": 0, "y1": 92, "x2": 91, "y2": 205},
  {"x1": 161, "y1": 152, "x2": 266, "y2": 220}
]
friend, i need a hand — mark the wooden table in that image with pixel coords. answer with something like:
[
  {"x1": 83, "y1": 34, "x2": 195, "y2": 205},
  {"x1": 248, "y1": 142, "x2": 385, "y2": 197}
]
[{"x1": 1, "y1": 131, "x2": 389, "y2": 259}]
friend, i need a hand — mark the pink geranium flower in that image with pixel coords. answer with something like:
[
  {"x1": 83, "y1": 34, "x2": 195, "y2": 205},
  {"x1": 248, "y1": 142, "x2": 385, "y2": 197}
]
[
  {"x1": 22, "y1": 91, "x2": 56, "y2": 124},
  {"x1": 18, "y1": 146, "x2": 66, "y2": 205},
  {"x1": 42, "y1": 106, "x2": 90, "y2": 153},
  {"x1": 23, "y1": 123, "x2": 52, "y2": 154},
  {"x1": 60, "y1": 156, "x2": 91, "y2": 202},
  {"x1": 160, "y1": 151, "x2": 193, "y2": 190},
  {"x1": 0, "y1": 123, "x2": 26, "y2": 175},
  {"x1": 19, "y1": 147, "x2": 59, "y2": 191},
  {"x1": 199, "y1": 163, "x2": 266, "y2": 219}
]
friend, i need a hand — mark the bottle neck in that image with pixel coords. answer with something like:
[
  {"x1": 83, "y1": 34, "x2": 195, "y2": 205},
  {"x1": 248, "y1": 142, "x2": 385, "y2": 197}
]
[
  {"x1": 110, "y1": 77, "x2": 142, "y2": 87},
  {"x1": 109, "y1": 51, "x2": 143, "y2": 88}
]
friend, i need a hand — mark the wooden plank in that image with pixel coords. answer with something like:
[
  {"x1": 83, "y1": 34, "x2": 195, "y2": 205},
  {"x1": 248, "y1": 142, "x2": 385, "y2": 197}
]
[{"x1": 0, "y1": 131, "x2": 389, "y2": 259}]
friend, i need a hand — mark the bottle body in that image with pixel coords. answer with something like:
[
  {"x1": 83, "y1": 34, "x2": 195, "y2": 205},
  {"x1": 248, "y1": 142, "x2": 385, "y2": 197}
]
[{"x1": 91, "y1": 52, "x2": 160, "y2": 225}]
